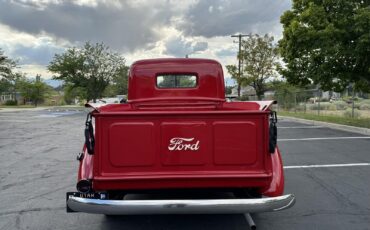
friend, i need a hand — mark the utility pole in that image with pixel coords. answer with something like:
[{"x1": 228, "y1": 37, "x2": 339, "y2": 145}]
[{"x1": 231, "y1": 34, "x2": 250, "y2": 97}]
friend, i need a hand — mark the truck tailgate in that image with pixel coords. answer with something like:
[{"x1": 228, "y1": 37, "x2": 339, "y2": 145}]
[{"x1": 93, "y1": 111, "x2": 272, "y2": 190}]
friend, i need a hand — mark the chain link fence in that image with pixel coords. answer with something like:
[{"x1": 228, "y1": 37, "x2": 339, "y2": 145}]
[{"x1": 264, "y1": 89, "x2": 370, "y2": 118}]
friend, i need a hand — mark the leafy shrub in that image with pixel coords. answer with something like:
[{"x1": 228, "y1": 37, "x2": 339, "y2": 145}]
[
  {"x1": 306, "y1": 104, "x2": 316, "y2": 110},
  {"x1": 326, "y1": 103, "x2": 337, "y2": 111},
  {"x1": 308, "y1": 102, "x2": 336, "y2": 111},
  {"x1": 360, "y1": 99, "x2": 370, "y2": 105},
  {"x1": 333, "y1": 101, "x2": 348, "y2": 110},
  {"x1": 359, "y1": 103, "x2": 370, "y2": 110},
  {"x1": 343, "y1": 108, "x2": 361, "y2": 118},
  {"x1": 295, "y1": 103, "x2": 307, "y2": 111},
  {"x1": 353, "y1": 103, "x2": 361, "y2": 109},
  {"x1": 320, "y1": 98, "x2": 329, "y2": 102},
  {"x1": 342, "y1": 96, "x2": 360, "y2": 102},
  {"x1": 357, "y1": 99, "x2": 370, "y2": 110},
  {"x1": 342, "y1": 100, "x2": 362, "y2": 109},
  {"x1": 4, "y1": 100, "x2": 17, "y2": 106},
  {"x1": 237, "y1": 95, "x2": 249, "y2": 101}
]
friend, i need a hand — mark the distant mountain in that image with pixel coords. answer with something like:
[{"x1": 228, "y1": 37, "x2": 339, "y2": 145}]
[{"x1": 44, "y1": 79, "x2": 63, "y2": 88}]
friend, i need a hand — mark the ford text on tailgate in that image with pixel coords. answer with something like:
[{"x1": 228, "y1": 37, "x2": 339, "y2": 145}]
[{"x1": 66, "y1": 58, "x2": 295, "y2": 219}]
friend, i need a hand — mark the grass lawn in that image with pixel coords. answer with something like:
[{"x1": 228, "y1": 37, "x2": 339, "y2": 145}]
[
  {"x1": 278, "y1": 111, "x2": 370, "y2": 129},
  {"x1": 0, "y1": 105, "x2": 35, "y2": 108}
]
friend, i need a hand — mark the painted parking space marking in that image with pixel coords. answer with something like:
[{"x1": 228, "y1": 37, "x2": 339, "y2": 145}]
[
  {"x1": 37, "y1": 114, "x2": 63, "y2": 118},
  {"x1": 284, "y1": 163, "x2": 370, "y2": 169},
  {"x1": 36, "y1": 111, "x2": 81, "y2": 118},
  {"x1": 278, "y1": 126, "x2": 324, "y2": 129},
  {"x1": 278, "y1": 136, "x2": 370, "y2": 141}
]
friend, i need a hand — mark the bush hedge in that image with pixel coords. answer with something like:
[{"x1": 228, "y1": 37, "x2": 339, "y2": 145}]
[{"x1": 4, "y1": 100, "x2": 17, "y2": 106}]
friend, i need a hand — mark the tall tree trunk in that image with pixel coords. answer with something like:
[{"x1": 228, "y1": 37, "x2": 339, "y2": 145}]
[
  {"x1": 255, "y1": 79, "x2": 264, "y2": 100},
  {"x1": 256, "y1": 87, "x2": 264, "y2": 100},
  {"x1": 237, "y1": 83, "x2": 241, "y2": 98}
]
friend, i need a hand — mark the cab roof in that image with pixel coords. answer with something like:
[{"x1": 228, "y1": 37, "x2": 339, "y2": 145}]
[{"x1": 128, "y1": 58, "x2": 226, "y2": 103}]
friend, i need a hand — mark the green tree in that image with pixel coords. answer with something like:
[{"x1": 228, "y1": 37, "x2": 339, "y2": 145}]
[
  {"x1": 225, "y1": 85, "x2": 233, "y2": 95},
  {"x1": 48, "y1": 42, "x2": 127, "y2": 102},
  {"x1": 227, "y1": 34, "x2": 279, "y2": 99},
  {"x1": 63, "y1": 83, "x2": 87, "y2": 104},
  {"x1": 0, "y1": 48, "x2": 16, "y2": 94},
  {"x1": 109, "y1": 65, "x2": 129, "y2": 96},
  {"x1": 270, "y1": 80, "x2": 298, "y2": 110},
  {"x1": 0, "y1": 76, "x2": 13, "y2": 95},
  {"x1": 241, "y1": 34, "x2": 279, "y2": 99},
  {"x1": 279, "y1": 0, "x2": 370, "y2": 92},
  {"x1": 17, "y1": 76, "x2": 50, "y2": 107},
  {"x1": 226, "y1": 65, "x2": 243, "y2": 97},
  {"x1": 102, "y1": 66, "x2": 129, "y2": 98}
]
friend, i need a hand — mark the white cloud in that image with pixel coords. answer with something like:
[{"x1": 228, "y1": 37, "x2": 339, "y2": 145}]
[
  {"x1": 0, "y1": 23, "x2": 68, "y2": 78},
  {"x1": 178, "y1": 0, "x2": 290, "y2": 39},
  {"x1": 163, "y1": 35, "x2": 208, "y2": 57},
  {"x1": 16, "y1": 64, "x2": 51, "y2": 78}
]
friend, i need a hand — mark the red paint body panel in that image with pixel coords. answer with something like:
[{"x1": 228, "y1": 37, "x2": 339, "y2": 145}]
[
  {"x1": 78, "y1": 146, "x2": 94, "y2": 181},
  {"x1": 260, "y1": 146, "x2": 285, "y2": 197},
  {"x1": 213, "y1": 121, "x2": 258, "y2": 165},
  {"x1": 79, "y1": 58, "x2": 284, "y2": 197},
  {"x1": 128, "y1": 58, "x2": 225, "y2": 103},
  {"x1": 109, "y1": 122, "x2": 156, "y2": 167}
]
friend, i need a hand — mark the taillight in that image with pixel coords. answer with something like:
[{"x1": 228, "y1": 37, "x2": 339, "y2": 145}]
[{"x1": 76, "y1": 180, "x2": 92, "y2": 193}]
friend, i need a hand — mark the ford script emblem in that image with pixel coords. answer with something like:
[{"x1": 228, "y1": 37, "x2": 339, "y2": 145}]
[{"x1": 168, "y1": 137, "x2": 200, "y2": 151}]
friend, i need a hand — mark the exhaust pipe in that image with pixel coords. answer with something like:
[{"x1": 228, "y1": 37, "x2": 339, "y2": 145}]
[{"x1": 244, "y1": 213, "x2": 256, "y2": 230}]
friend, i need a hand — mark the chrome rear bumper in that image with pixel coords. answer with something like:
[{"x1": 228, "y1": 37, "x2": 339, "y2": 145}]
[{"x1": 67, "y1": 194, "x2": 295, "y2": 215}]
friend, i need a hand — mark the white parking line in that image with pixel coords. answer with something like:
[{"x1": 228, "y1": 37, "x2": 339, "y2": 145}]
[
  {"x1": 37, "y1": 114, "x2": 63, "y2": 118},
  {"x1": 278, "y1": 126, "x2": 323, "y2": 129},
  {"x1": 284, "y1": 163, "x2": 370, "y2": 169},
  {"x1": 278, "y1": 136, "x2": 370, "y2": 141}
]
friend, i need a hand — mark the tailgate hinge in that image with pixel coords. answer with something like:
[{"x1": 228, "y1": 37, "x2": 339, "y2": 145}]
[
  {"x1": 269, "y1": 111, "x2": 278, "y2": 154},
  {"x1": 85, "y1": 113, "x2": 95, "y2": 155}
]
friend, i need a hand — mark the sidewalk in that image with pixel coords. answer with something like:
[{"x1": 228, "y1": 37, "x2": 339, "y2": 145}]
[{"x1": 280, "y1": 116, "x2": 370, "y2": 136}]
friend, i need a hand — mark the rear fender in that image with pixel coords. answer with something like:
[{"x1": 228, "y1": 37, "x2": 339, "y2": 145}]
[
  {"x1": 78, "y1": 145, "x2": 94, "y2": 181},
  {"x1": 260, "y1": 146, "x2": 284, "y2": 197}
]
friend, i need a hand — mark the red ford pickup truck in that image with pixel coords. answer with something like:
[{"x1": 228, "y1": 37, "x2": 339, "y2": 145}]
[{"x1": 66, "y1": 58, "x2": 295, "y2": 217}]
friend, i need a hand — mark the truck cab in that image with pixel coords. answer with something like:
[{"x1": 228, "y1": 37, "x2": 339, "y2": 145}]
[{"x1": 67, "y1": 58, "x2": 295, "y2": 215}]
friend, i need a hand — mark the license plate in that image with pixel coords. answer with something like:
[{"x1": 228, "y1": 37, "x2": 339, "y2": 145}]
[{"x1": 66, "y1": 192, "x2": 108, "y2": 212}]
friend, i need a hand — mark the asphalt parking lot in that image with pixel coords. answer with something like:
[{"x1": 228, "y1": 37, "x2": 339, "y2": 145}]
[{"x1": 0, "y1": 109, "x2": 369, "y2": 230}]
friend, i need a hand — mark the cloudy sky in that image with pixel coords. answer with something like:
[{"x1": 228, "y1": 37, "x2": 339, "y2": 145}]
[{"x1": 0, "y1": 0, "x2": 291, "y2": 84}]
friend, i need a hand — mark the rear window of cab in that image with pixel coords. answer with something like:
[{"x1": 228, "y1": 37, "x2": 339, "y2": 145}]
[{"x1": 156, "y1": 74, "x2": 197, "y2": 88}]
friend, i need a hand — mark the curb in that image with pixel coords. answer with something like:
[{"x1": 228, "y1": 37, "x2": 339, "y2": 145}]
[{"x1": 279, "y1": 116, "x2": 370, "y2": 136}]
